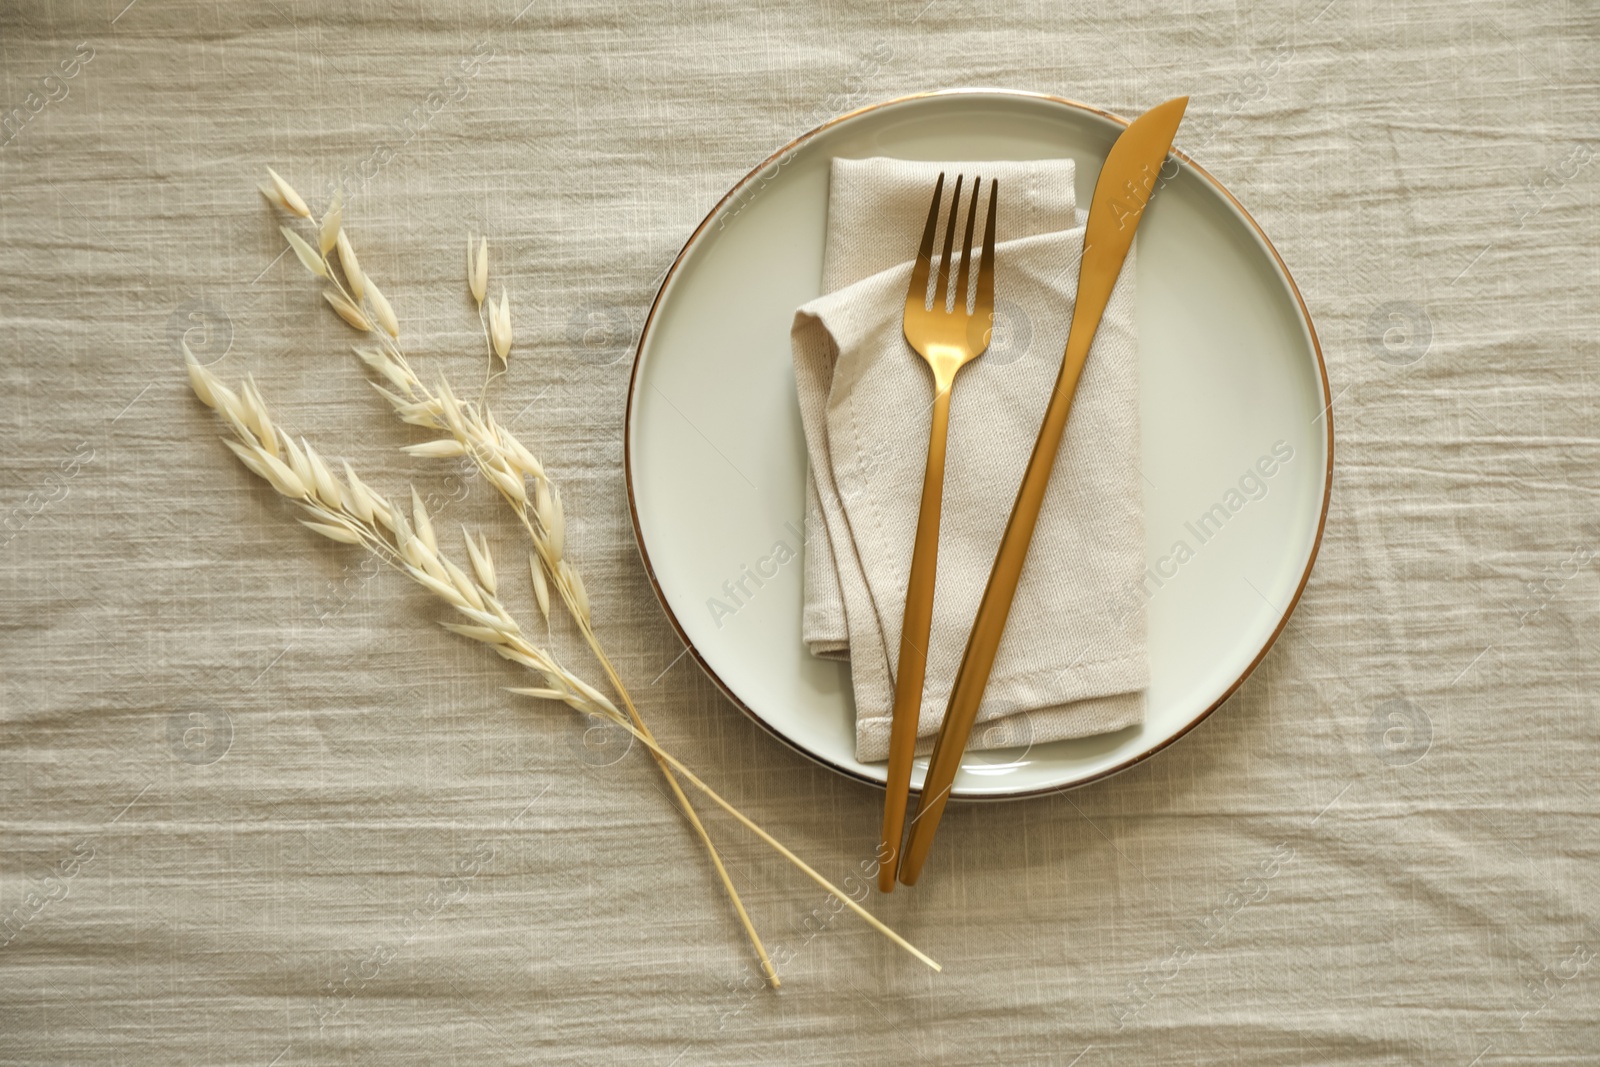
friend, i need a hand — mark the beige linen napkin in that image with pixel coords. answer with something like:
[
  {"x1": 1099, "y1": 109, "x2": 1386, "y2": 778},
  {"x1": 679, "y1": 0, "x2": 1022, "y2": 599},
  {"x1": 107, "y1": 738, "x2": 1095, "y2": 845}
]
[{"x1": 792, "y1": 157, "x2": 1148, "y2": 763}]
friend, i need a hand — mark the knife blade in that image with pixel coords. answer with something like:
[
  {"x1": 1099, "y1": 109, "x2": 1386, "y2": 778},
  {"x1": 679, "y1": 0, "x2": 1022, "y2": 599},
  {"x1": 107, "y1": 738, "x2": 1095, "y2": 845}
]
[{"x1": 896, "y1": 97, "x2": 1188, "y2": 885}]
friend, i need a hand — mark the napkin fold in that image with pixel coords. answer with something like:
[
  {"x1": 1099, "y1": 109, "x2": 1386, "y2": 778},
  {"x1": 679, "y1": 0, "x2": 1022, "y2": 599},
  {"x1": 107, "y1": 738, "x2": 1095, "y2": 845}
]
[{"x1": 791, "y1": 157, "x2": 1148, "y2": 764}]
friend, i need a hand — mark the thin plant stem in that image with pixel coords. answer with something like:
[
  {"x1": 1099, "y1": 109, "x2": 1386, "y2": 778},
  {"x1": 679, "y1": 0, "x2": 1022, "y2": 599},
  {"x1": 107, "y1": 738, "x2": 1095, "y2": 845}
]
[
  {"x1": 500, "y1": 467, "x2": 780, "y2": 986},
  {"x1": 478, "y1": 303, "x2": 501, "y2": 404},
  {"x1": 550, "y1": 700, "x2": 941, "y2": 973},
  {"x1": 579, "y1": 616, "x2": 778, "y2": 987},
  {"x1": 309, "y1": 225, "x2": 779, "y2": 986}
]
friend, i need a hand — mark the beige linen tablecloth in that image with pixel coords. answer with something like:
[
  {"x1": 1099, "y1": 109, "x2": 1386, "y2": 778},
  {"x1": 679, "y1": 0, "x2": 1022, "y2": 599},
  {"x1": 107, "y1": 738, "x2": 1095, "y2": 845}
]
[{"x1": 1, "y1": 2, "x2": 1596, "y2": 1063}]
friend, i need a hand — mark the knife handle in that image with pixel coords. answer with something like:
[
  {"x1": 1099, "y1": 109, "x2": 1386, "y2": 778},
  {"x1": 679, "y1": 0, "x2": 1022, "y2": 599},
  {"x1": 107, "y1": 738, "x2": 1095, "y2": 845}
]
[{"x1": 897, "y1": 301, "x2": 1101, "y2": 885}]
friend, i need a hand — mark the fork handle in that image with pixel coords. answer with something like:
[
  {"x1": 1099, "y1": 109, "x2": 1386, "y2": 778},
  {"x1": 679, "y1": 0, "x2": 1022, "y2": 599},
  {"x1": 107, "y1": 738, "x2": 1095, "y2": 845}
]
[
  {"x1": 897, "y1": 314, "x2": 1098, "y2": 885},
  {"x1": 878, "y1": 384, "x2": 953, "y2": 891}
]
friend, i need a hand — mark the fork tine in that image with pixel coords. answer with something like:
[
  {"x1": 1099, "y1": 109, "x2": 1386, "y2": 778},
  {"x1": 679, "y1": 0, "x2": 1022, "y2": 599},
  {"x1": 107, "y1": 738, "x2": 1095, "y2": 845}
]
[
  {"x1": 975, "y1": 179, "x2": 999, "y2": 328},
  {"x1": 906, "y1": 173, "x2": 944, "y2": 315},
  {"x1": 954, "y1": 174, "x2": 981, "y2": 314},
  {"x1": 936, "y1": 174, "x2": 963, "y2": 309},
  {"x1": 885, "y1": 172, "x2": 1000, "y2": 892}
]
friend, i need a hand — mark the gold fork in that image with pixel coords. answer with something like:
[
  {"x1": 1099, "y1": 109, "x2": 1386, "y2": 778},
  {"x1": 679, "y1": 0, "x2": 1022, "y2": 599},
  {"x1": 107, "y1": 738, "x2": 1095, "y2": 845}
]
[
  {"x1": 879, "y1": 173, "x2": 998, "y2": 892},
  {"x1": 896, "y1": 98, "x2": 1190, "y2": 887}
]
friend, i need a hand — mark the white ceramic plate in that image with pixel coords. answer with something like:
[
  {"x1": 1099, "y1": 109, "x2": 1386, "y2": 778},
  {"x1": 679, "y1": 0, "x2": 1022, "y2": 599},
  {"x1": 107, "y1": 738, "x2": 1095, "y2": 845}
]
[{"x1": 625, "y1": 90, "x2": 1330, "y2": 799}]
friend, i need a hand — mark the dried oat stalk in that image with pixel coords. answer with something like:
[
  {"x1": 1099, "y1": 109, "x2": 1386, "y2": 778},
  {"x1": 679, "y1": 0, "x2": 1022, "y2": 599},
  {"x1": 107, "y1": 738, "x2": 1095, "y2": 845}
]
[
  {"x1": 186, "y1": 351, "x2": 937, "y2": 975},
  {"x1": 229, "y1": 171, "x2": 942, "y2": 980}
]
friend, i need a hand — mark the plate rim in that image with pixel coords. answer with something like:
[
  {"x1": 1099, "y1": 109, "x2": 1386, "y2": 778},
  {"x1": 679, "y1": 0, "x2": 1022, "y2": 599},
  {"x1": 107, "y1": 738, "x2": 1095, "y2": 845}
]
[{"x1": 623, "y1": 88, "x2": 1334, "y2": 800}]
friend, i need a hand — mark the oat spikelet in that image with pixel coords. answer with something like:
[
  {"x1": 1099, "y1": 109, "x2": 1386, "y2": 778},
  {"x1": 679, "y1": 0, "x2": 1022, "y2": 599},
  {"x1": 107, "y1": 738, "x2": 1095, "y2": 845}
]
[
  {"x1": 470, "y1": 235, "x2": 488, "y2": 307},
  {"x1": 403, "y1": 439, "x2": 468, "y2": 459},
  {"x1": 548, "y1": 484, "x2": 565, "y2": 561},
  {"x1": 485, "y1": 464, "x2": 528, "y2": 506},
  {"x1": 283, "y1": 227, "x2": 327, "y2": 278},
  {"x1": 182, "y1": 341, "x2": 218, "y2": 407},
  {"x1": 278, "y1": 432, "x2": 312, "y2": 489},
  {"x1": 561, "y1": 559, "x2": 591, "y2": 626},
  {"x1": 527, "y1": 552, "x2": 550, "y2": 621},
  {"x1": 497, "y1": 427, "x2": 543, "y2": 479},
  {"x1": 319, "y1": 191, "x2": 343, "y2": 254},
  {"x1": 442, "y1": 557, "x2": 487, "y2": 611},
  {"x1": 358, "y1": 348, "x2": 419, "y2": 399},
  {"x1": 368, "y1": 281, "x2": 400, "y2": 338},
  {"x1": 534, "y1": 481, "x2": 565, "y2": 562},
  {"x1": 336, "y1": 231, "x2": 366, "y2": 302},
  {"x1": 342, "y1": 460, "x2": 376, "y2": 524},
  {"x1": 301, "y1": 440, "x2": 345, "y2": 511},
  {"x1": 323, "y1": 289, "x2": 373, "y2": 331},
  {"x1": 266, "y1": 167, "x2": 311, "y2": 218},
  {"x1": 433, "y1": 375, "x2": 466, "y2": 436},
  {"x1": 410, "y1": 487, "x2": 437, "y2": 554},
  {"x1": 259, "y1": 181, "x2": 289, "y2": 213},
  {"x1": 186, "y1": 354, "x2": 244, "y2": 430},
  {"x1": 233, "y1": 438, "x2": 308, "y2": 498},
  {"x1": 464, "y1": 527, "x2": 497, "y2": 595},
  {"x1": 301, "y1": 519, "x2": 364, "y2": 545},
  {"x1": 238, "y1": 376, "x2": 280, "y2": 459},
  {"x1": 476, "y1": 533, "x2": 497, "y2": 591},
  {"x1": 490, "y1": 288, "x2": 512, "y2": 364}
]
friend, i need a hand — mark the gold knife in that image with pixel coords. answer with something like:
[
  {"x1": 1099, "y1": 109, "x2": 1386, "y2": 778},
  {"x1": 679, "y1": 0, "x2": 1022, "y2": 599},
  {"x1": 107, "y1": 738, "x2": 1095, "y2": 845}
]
[{"x1": 897, "y1": 97, "x2": 1188, "y2": 885}]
